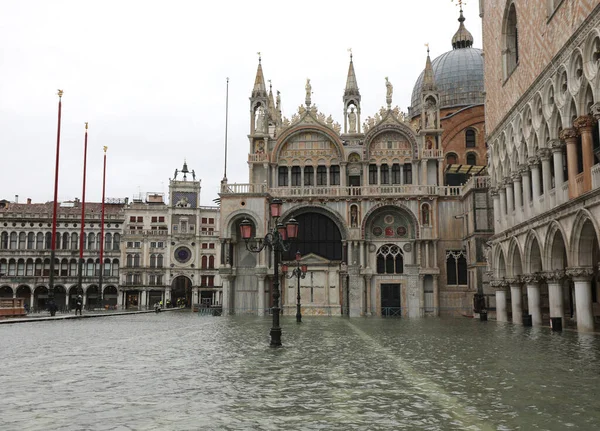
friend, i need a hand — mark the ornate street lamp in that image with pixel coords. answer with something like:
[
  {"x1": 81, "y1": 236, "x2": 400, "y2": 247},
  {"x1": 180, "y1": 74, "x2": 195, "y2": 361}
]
[
  {"x1": 239, "y1": 198, "x2": 298, "y2": 347},
  {"x1": 282, "y1": 251, "x2": 308, "y2": 323}
]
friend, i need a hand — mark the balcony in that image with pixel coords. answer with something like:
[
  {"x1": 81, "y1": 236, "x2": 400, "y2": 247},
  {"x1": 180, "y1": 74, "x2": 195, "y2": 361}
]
[{"x1": 126, "y1": 230, "x2": 169, "y2": 236}]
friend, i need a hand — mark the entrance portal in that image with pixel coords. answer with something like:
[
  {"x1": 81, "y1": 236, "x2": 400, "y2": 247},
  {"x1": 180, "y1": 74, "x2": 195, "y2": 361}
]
[
  {"x1": 171, "y1": 276, "x2": 192, "y2": 308},
  {"x1": 381, "y1": 283, "x2": 401, "y2": 317}
]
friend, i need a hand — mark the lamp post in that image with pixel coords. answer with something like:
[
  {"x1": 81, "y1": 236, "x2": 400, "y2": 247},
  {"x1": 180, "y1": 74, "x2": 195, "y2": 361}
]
[
  {"x1": 282, "y1": 251, "x2": 308, "y2": 323},
  {"x1": 239, "y1": 198, "x2": 298, "y2": 347}
]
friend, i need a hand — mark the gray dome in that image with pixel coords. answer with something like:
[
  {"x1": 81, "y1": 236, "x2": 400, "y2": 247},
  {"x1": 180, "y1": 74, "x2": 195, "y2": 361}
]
[{"x1": 410, "y1": 47, "x2": 484, "y2": 117}]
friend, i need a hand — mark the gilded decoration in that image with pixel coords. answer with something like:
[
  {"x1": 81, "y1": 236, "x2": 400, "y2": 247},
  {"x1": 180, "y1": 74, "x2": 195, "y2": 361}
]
[
  {"x1": 278, "y1": 132, "x2": 338, "y2": 165},
  {"x1": 369, "y1": 131, "x2": 412, "y2": 162},
  {"x1": 363, "y1": 106, "x2": 409, "y2": 133},
  {"x1": 278, "y1": 104, "x2": 341, "y2": 137}
]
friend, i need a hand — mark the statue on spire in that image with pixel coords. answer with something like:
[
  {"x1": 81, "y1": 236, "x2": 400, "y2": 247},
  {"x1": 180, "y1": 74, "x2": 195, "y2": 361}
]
[
  {"x1": 305, "y1": 78, "x2": 312, "y2": 107},
  {"x1": 385, "y1": 77, "x2": 393, "y2": 109}
]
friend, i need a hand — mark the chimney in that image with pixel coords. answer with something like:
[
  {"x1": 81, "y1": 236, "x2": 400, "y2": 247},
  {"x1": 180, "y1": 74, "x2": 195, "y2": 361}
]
[
  {"x1": 27, "y1": 198, "x2": 31, "y2": 204},
  {"x1": 15, "y1": 195, "x2": 18, "y2": 203}
]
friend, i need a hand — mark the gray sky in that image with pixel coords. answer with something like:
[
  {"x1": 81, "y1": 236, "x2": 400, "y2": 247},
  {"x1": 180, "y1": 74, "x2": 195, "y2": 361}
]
[{"x1": 0, "y1": 0, "x2": 482, "y2": 206}]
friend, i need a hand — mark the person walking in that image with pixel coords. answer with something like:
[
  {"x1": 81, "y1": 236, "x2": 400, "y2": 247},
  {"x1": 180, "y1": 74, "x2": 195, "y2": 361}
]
[{"x1": 75, "y1": 295, "x2": 83, "y2": 316}]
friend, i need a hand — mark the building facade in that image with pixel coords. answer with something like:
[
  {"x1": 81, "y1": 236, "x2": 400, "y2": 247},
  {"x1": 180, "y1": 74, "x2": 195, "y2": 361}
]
[
  {"x1": 483, "y1": 0, "x2": 600, "y2": 330},
  {"x1": 218, "y1": 10, "x2": 492, "y2": 318}
]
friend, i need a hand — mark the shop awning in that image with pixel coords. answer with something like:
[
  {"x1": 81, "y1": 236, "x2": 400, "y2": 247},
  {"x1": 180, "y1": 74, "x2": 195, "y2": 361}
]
[{"x1": 445, "y1": 164, "x2": 487, "y2": 176}]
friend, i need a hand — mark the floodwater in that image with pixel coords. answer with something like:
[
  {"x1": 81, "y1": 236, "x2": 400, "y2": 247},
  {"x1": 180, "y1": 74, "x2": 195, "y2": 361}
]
[{"x1": 1, "y1": 313, "x2": 600, "y2": 430}]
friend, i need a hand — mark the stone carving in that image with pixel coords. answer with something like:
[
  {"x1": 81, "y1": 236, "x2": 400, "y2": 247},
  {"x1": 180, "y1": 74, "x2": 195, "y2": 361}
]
[
  {"x1": 403, "y1": 243, "x2": 412, "y2": 252},
  {"x1": 521, "y1": 274, "x2": 541, "y2": 284},
  {"x1": 425, "y1": 99, "x2": 437, "y2": 129},
  {"x1": 255, "y1": 106, "x2": 266, "y2": 133},
  {"x1": 490, "y1": 279, "x2": 508, "y2": 290},
  {"x1": 591, "y1": 102, "x2": 600, "y2": 120},
  {"x1": 350, "y1": 205, "x2": 358, "y2": 228},
  {"x1": 385, "y1": 77, "x2": 393, "y2": 107},
  {"x1": 537, "y1": 148, "x2": 551, "y2": 160},
  {"x1": 544, "y1": 270, "x2": 565, "y2": 282},
  {"x1": 559, "y1": 128, "x2": 579, "y2": 141},
  {"x1": 566, "y1": 267, "x2": 594, "y2": 281},
  {"x1": 348, "y1": 107, "x2": 357, "y2": 133},
  {"x1": 505, "y1": 277, "x2": 522, "y2": 286},
  {"x1": 175, "y1": 196, "x2": 190, "y2": 208},
  {"x1": 527, "y1": 156, "x2": 540, "y2": 168},
  {"x1": 305, "y1": 78, "x2": 312, "y2": 106},
  {"x1": 574, "y1": 115, "x2": 596, "y2": 131},
  {"x1": 518, "y1": 163, "x2": 529, "y2": 176},
  {"x1": 549, "y1": 139, "x2": 563, "y2": 152}
]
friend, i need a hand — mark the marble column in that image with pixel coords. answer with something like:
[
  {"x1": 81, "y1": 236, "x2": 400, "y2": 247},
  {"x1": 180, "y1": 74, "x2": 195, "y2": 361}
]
[
  {"x1": 505, "y1": 178, "x2": 514, "y2": 214},
  {"x1": 566, "y1": 267, "x2": 595, "y2": 332},
  {"x1": 421, "y1": 159, "x2": 428, "y2": 185},
  {"x1": 550, "y1": 140, "x2": 565, "y2": 199},
  {"x1": 492, "y1": 281, "x2": 508, "y2": 322},
  {"x1": 545, "y1": 270, "x2": 565, "y2": 323},
  {"x1": 539, "y1": 148, "x2": 552, "y2": 201},
  {"x1": 528, "y1": 157, "x2": 541, "y2": 200},
  {"x1": 433, "y1": 275, "x2": 439, "y2": 317},
  {"x1": 499, "y1": 187, "x2": 507, "y2": 221},
  {"x1": 523, "y1": 275, "x2": 542, "y2": 327},
  {"x1": 365, "y1": 274, "x2": 372, "y2": 316},
  {"x1": 257, "y1": 274, "x2": 266, "y2": 316},
  {"x1": 117, "y1": 289, "x2": 123, "y2": 309},
  {"x1": 221, "y1": 275, "x2": 231, "y2": 316},
  {"x1": 520, "y1": 164, "x2": 531, "y2": 216},
  {"x1": 560, "y1": 128, "x2": 580, "y2": 199},
  {"x1": 512, "y1": 173, "x2": 522, "y2": 211},
  {"x1": 509, "y1": 279, "x2": 523, "y2": 324},
  {"x1": 141, "y1": 289, "x2": 147, "y2": 310},
  {"x1": 491, "y1": 188, "x2": 500, "y2": 229},
  {"x1": 574, "y1": 115, "x2": 596, "y2": 193}
]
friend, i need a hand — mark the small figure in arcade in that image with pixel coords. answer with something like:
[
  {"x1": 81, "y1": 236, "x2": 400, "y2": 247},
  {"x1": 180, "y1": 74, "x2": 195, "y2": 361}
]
[{"x1": 75, "y1": 295, "x2": 83, "y2": 316}]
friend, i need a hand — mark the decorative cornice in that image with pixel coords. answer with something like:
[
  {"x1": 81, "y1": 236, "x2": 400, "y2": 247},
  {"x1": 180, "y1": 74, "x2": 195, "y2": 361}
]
[
  {"x1": 506, "y1": 277, "x2": 522, "y2": 286},
  {"x1": 566, "y1": 267, "x2": 594, "y2": 281},
  {"x1": 559, "y1": 127, "x2": 579, "y2": 141},
  {"x1": 574, "y1": 115, "x2": 596, "y2": 132},
  {"x1": 490, "y1": 279, "x2": 508, "y2": 290}
]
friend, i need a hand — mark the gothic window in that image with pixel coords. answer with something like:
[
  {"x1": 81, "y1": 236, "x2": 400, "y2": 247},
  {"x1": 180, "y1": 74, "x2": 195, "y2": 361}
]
[
  {"x1": 0, "y1": 232, "x2": 7, "y2": 249},
  {"x1": 284, "y1": 213, "x2": 342, "y2": 261},
  {"x1": 150, "y1": 254, "x2": 156, "y2": 268},
  {"x1": 157, "y1": 254, "x2": 163, "y2": 268},
  {"x1": 503, "y1": 2, "x2": 519, "y2": 78},
  {"x1": 466, "y1": 129, "x2": 476, "y2": 148},
  {"x1": 112, "y1": 259, "x2": 119, "y2": 277},
  {"x1": 369, "y1": 164, "x2": 378, "y2": 185},
  {"x1": 209, "y1": 255, "x2": 215, "y2": 269},
  {"x1": 36, "y1": 232, "x2": 44, "y2": 250},
  {"x1": 376, "y1": 245, "x2": 404, "y2": 274},
  {"x1": 466, "y1": 153, "x2": 477, "y2": 166},
  {"x1": 291, "y1": 166, "x2": 301, "y2": 186},
  {"x1": 330, "y1": 165, "x2": 340, "y2": 185},
  {"x1": 45, "y1": 232, "x2": 52, "y2": 249},
  {"x1": 202, "y1": 256, "x2": 208, "y2": 269},
  {"x1": 278, "y1": 167, "x2": 289, "y2": 186},
  {"x1": 113, "y1": 233, "x2": 120, "y2": 250},
  {"x1": 304, "y1": 166, "x2": 314, "y2": 186},
  {"x1": 391, "y1": 164, "x2": 401, "y2": 184},
  {"x1": 10, "y1": 232, "x2": 17, "y2": 249},
  {"x1": 27, "y1": 232, "x2": 35, "y2": 249},
  {"x1": 317, "y1": 166, "x2": 327, "y2": 185},
  {"x1": 19, "y1": 232, "x2": 26, "y2": 250},
  {"x1": 446, "y1": 250, "x2": 467, "y2": 285},
  {"x1": 105, "y1": 233, "x2": 112, "y2": 250},
  {"x1": 446, "y1": 153, "x2": 458, "y2": 165},
  {"x1": 403, "y1": 163, "x2": 413, "y2": 184},
  {"x1": 380, "y1": 164, "x2": 390, "y2": 184}
]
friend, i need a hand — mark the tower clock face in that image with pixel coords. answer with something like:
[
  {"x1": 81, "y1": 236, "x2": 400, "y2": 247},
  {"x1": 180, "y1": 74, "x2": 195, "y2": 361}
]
[{"x1": 174, "y1": 246, "x2": 192, "y2": 264}]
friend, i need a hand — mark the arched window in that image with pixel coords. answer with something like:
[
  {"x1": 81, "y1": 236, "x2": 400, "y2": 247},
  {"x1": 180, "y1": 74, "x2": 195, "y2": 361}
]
[
  {"x1": 446, "y1": 250, "x2": 468, "y2": 285},
  {"x1": 465, "y1": 129, "x2": 476, "y2": 148},
  {"x1": 34, "y1": 259, "x2": 42, "y2": 276},
  {"x1": 201, "y1": 256, "x2": 208, "y2": 269},
  {"x1": 43, "y1": 258, "x2": 51, "y2": 276},
  {"x1": 86, "y1": 259, "x2": 94, "y2": 277},
  {"x1": 62, "y1": 233, "x2": 69, "y2": 250},
  {"x1": 330, "y1": 165, "x2": 340, "y2": 185},
  {"x1": 466, "y1": 153, "x2": 477, "y2": 166},
  {"x1": 60, "y1": 259, "x2": 68, "y2": 276},
  {"x1": 19, "y1": 232, "x2": 26, "y2": 250},
  {"x1": 157, "y1": 254, "x2": 163, "y2": 268},
  {"x1": 446, "y1": 153, "x2": 458, "y2": 165},
  {"x1": 27, "y1": 232, "x2": 35, "y2": 249},
  {"x1": 380, "y1": 164, "x2": 390, "y2": 184},
  {"x1": 209, "y1": 255, "x2": 215, "y2": 269},
  {"x1": 0, "y1": 232, "x2": 7, "y2": 249},
  {"x1": 71, "y1": 233, "x2": 78, "y2": 250},
  {"x1": 88, "y1": 233, "x2": 95, "y2": 250},
  {"x1": 104, "y1": 258, "x2": 111, "y2": 276},
  {"x1": 503, "y1": 2, "x2": 519, "y2": 78},
  {"x1": 56, "y1": 232, "x2": 61, "y2": 250},
  {"x1": 317, "y1": 166, "x2": 327, "y2": 185},
  {"x1": 36, "y1": 232, "x2": 44, "y2": 250},
  {"x1": 278, "y1": 166, "x2": 289, "y2": 186},
  {"x1": 17, "y1": 259, "x2": 25, "y2": 276},
  {"x1": 376, "y1": 245, "x2": 404, "y2": 274},
  {"x1": 8, "y1": 259, "x2": 16, "y2": 276},
  {"x1": 70, "y1": 259, "x2": 77, "y2": 276},
  {"x1": 26, "y1": 258, "x2": 34, "y2": 276},
  {"x1": 126, "y1": 254, "x2": 133, "y2": 267},
  {"x1": 403, "y1": 163, "x2": 412, "y2": 184},
  {"x1": 112, "y1": 259, "x2": 119, "y2": 277},
  {"x1": 150, "y1": 254, "x2": 156, "y2": 268},
  {"x1": 10, "y1": 232, "x2": 17, "y2": 249},
  {"x1": 113, "y1": 233, "x2": 120, "y2": 250},
  {"x1": 105, "y1": 233, "x2": 112, "y2": 251},
  {"x1": 133, "y1": 254, "x2": 140, "y2": 268},
  {"x1": 45, "y1": 233, "x2": 51, "y2": 249},
  {"x1": 95, "y1": 259, "x2": 101, "y2": 276},
  {"x1": 304, "y1": 166, "x2": 314, "y2": 186},
  {"x1": 0, "y1": 259, "x2": 6, "y2": 275},
  {"x1": 391, "y1": 164, "x2": 401, "y2": 184},
  {"x1": 283, "y1": 213, "x2": 343, "y2": 261},
  {"x1": 369, "y1": 164, "x2": 378, "y2": 185},
  {"x1": 291, "y1": 166, "x2": 301, "y2": 186}
]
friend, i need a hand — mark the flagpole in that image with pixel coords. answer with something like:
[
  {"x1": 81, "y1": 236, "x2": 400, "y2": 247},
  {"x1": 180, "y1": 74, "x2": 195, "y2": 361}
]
[
  {"x1": 223, "y1": 77, "x2": 229, "y2": 182},
  {"x1": 77, "y1": 123, "x2": 88, "y2": 306},
  {"x1": 98, "y1": 146, "x2": 107, "y2": 309},
  {"x1": 48, "y1": 89, "x2": 63, "y2": 316}
]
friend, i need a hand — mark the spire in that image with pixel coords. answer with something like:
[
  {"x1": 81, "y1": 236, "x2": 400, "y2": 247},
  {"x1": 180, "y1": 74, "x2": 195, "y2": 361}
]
[
  {"x1": 268, "y1": 80, "x2": 277, "y2": 120},
  {"x1": 252, "y1": 53, "x2": 267, "y2": 98},
  {"x1": 422, "y1": 45, "x2": 436, "y2": 92},
  {"x1": 344, "y1": 51, "x2": 360, "y2": 97},
  {"x1": 451, "y1": 7, "x2": 474, "y2": 49}
]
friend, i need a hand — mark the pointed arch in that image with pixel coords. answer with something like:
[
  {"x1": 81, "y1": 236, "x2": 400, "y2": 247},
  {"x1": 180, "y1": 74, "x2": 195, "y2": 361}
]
[
  {"x1": 360, "y1": 202, "x2": 419, "y2": 240},
  {"x1": 506, "y1": 238, "x2": 523, "y2": 277},
  {"x1": 570, "y1": 209, "x2": 600, "y2": 267},
  {"x1": 523, "y1": 230, "x2": 543, "y2": 273},
  {"x1": 544, "y1": 221, "x2": 569, "y2": 270}
]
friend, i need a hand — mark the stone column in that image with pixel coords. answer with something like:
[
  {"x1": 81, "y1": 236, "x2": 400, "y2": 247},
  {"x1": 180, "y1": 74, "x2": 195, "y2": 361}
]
[
  {"x1": 566, "y1": 267, "x2": 595, "y2": 332},
  {"x1": 520, "y1": 164, "x2": 531, "y2": 216},
  {"x1": 539, "y1": 148, "x2": 552, "y2": 200},
  {"x1": 523, "y1": 275, "x2": 542, "y2": 327},
  {"x1": 141, "y1": 289, "x2": 147, "y2": 310},
  {"x1": 433, "y1": 275, "x2": 439, "y2": 317},
  {"x1": 117, "y1": 289, "x2": 123, "y2": 309},
  {"x1": 340, "y1": 162, "x2": 347, "y2": 187},
  {"x1": 550, "y1": 139, "x2": 565, "y2": 191},
  {"x1": 559, "y1": 128, "x2": 580, "y2": 199},
  {"x1": 574, "y1": 115, "x2": 596, "y2": 193},
  {"x1": 221, "y1": 274, "x2": 231, "y2": 316},
  {"x1": 30, "y1": 291, "x2": 34, "y2": 310},
  {"x1": 511, "y1": 173, "x2": 522, "y2": 211},
  {"x1": 508, "y1": 278, "x2": 523, "y2": 324},
  {"x1": 257, "y1": 273, "x2": 266, "y2": 316},
  {"x1": 419, "y1": 274, "x2": 425, "y2": 317},
  {"x1": 399, "y1": 164, "x2": 404, "y2": 185},
  {"x1": 528, "y1": 157, "x2": 541, "y2": 200},
  {"x1": 498, "y1": 187, "x2": 507, "y2": 226},
  {"x1": 421, "y1": 159, "x2": 428, "y2": 185},
  {"x1": 365, "y1": 273, "x2": 372, "y2": 316},
  {"x1": 359, "y1": 241, "x2": 365, "y2": 268},
  {"x1": 545, "y1": 270, "x2": 565, "y2": 323},
  {"x1": 504, "y1": 177, "x2": 514, "y2": 215},
  {"x1": 491, "y1": 188, "x2": 501, "y2": 230},
  {"x1": 377, "y1": 165, "x2": 381, "y2": 186},
  {"x1": 492, "y1": 280, "x2": 508, "y2": 322}
]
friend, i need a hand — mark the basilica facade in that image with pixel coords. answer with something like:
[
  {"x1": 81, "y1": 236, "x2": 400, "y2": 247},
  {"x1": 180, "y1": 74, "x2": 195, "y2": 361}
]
[{"x1": 218, "y1": 10, "x2": 491, "y2": 318}]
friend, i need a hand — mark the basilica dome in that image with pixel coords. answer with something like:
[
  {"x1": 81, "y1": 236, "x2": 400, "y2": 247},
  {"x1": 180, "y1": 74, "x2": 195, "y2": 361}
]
[{"x1": 410, "y1": 10, "x2": 484, "y2": 117}]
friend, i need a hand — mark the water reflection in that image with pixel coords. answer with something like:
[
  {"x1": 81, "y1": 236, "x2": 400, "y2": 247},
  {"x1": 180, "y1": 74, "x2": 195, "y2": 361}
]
[{"x1": 1, "y1": 315, "x2": 600, "y2": 430}]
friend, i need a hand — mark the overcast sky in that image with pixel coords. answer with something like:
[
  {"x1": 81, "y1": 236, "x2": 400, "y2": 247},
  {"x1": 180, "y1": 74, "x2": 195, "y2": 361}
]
[{"x1": 0, "y1": 0, "x2": 482, "y2": 206}]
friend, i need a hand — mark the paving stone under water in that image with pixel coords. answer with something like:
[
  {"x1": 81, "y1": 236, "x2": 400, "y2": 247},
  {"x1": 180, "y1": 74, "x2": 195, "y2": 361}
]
[{"x1": 1, "y1": 314, "x2": 600, "y2": 430}]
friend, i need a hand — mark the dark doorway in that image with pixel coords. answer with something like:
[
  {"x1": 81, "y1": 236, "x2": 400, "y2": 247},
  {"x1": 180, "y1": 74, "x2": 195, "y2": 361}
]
[
  {"x1": 172, "y1": 276, "x2": 192, "y2": 307},
  {"x1": 381, "y1": 283, "x2": 401, "y2": 317},
  {"x1": 200, "y1": 291, "x2": 213, "y2": 307}
]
